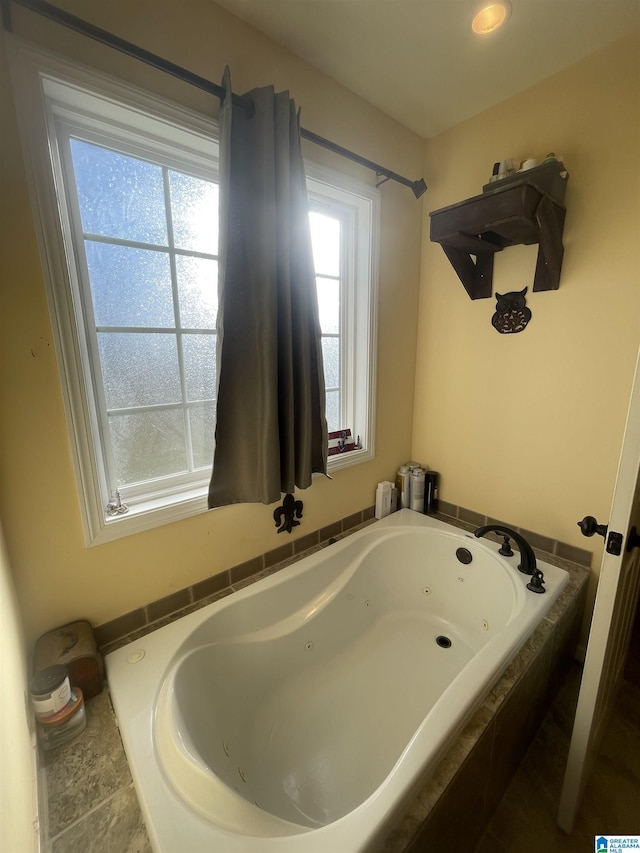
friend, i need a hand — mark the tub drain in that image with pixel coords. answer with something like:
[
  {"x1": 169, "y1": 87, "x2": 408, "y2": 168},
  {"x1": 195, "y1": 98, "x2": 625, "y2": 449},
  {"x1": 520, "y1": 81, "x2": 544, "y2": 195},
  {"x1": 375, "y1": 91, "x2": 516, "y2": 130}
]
[{"x1": 436, "y1": 635, "x2": 452, "y2": 649}]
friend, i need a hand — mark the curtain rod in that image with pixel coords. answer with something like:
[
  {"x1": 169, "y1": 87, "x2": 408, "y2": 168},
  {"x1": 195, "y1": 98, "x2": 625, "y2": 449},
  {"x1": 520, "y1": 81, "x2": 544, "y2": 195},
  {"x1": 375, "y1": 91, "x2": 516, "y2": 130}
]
[{"x1": 2, "y1": 0, "x2": 427, "y2": 198}]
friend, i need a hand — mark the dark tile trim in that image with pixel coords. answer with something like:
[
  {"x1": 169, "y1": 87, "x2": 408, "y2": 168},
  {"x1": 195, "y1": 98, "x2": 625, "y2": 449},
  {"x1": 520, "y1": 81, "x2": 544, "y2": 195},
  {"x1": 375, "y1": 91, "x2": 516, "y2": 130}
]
[
  {"x1": 342, "y1": 511, "x2": 363, "y2": 531},
  {"x1": 229, "y1": 556, "x2": 263, "y2": 584},
  {"x1": 94, "y1": 609, "x2": 146, "y2": 647},
  {"x1": 458, "y1": 506, "x2": 486, "y2": 527},
  {"x1": 96, "y1": 506, "x2": 374, "y2": 652},
  {"x1": 437, "y1": 499, "x2": 458, "y2": 519},
  {"x1": 554, "y1": 540, "x2": 592, "y2": 567},
  {"x1": 294, "y1": 531, "x2": 320, "y2": 554},
  {"x1": 146, "y1": 589, "x2": 191, "y2": 623},
  {"x1": 264, "y1": 542, "x2": 294, "y2": 568},
  {"x1": 520, "y1": 527, "x2": 556, "y2": 554},
  {"x1": 319, "y1": 520, "x2": 342, "y2": 541},
  {"x1": 192, "y1": 569, "x2": 230, "y2": 602}
]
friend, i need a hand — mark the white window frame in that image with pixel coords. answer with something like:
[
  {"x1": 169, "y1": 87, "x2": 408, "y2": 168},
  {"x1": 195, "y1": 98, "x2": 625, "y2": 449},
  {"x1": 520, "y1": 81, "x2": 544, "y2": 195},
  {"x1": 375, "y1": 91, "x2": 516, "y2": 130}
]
[
  {"x1": 7, "y1": 38, "x2": 378, "y2": 546},
  {"x1": 306, "y1": 164, "x2": 379, "y2": 471}
]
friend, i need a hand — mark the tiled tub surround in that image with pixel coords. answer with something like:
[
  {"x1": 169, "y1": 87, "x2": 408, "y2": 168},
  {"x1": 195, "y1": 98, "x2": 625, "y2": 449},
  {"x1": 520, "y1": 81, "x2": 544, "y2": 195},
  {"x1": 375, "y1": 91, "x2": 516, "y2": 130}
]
[{"x1": 40, "y1": 505, "x2": 589, "y2": 852}]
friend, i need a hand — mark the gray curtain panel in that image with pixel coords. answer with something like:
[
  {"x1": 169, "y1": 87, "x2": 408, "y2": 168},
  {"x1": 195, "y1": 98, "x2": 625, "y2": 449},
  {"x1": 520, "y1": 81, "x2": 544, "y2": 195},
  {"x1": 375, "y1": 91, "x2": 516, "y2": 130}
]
[{"x1": 208, "y1": 69, "x2": 328, "y2": 509}]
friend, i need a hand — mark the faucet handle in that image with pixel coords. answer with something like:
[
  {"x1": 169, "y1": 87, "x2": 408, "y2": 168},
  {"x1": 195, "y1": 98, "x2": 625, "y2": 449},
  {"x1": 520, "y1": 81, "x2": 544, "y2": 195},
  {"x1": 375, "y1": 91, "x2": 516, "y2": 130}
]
[
  {"x1": 499, "y1": 535, "x2": 514, "y2": 557},
  {"x1": 526, "y1": 568, "x2": 546, "y2": 594}
]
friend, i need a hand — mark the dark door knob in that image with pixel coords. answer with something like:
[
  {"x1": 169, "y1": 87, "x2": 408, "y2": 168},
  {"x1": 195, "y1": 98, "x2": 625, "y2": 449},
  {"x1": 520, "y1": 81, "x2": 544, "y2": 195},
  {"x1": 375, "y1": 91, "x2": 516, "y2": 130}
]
[{"x1": 577, "y1": 515, "x2": 608, "y2": 538}]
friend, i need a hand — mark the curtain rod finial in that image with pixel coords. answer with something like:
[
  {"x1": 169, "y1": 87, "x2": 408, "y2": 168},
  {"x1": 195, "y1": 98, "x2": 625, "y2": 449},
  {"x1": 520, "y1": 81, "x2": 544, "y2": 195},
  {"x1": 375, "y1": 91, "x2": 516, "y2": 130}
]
[{"x1": 412, "y1": 178, "x2": 427, "y2": 199}]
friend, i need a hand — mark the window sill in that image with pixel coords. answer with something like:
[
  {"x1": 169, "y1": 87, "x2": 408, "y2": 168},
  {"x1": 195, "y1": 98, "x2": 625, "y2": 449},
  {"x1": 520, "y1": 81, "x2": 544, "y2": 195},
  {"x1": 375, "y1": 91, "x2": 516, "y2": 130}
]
[
  {"x1": 89, "y1": 445, "x2": 373, "y2": 545},
  {"x1": 92, "y1": 487, "x2": 210, "y2": 546},
  {"x1": 326, "y1": 444, "x2": 373, "y2": 473}
]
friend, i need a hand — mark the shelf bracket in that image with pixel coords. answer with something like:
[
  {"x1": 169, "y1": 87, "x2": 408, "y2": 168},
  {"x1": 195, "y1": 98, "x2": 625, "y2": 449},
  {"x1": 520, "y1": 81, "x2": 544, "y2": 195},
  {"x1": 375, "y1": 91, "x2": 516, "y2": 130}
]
[
  {"x1": 442, "y1": 247, "x2": 494, "y2": 299},
  {"x1": 532, "y1": 194, "x2": 566, "y2": 291}
]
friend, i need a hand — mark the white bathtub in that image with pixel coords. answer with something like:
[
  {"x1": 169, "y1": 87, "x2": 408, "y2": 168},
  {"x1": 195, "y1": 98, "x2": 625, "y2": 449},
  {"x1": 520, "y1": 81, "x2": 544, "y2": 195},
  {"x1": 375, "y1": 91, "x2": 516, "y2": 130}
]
[{"x1": 106, "y1": 510, "x2": 569, "y2": 852}]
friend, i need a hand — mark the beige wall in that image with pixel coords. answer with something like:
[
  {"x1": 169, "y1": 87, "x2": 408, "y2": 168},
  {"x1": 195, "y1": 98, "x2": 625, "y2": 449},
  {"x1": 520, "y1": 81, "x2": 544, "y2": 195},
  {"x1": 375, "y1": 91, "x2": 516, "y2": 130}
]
[
  {"x1": 414, "y1": 33, "x2": 640, "y2": 588},
  {"x1": 0, "y1": 0, "x2": 424, "y2": 643},
  {"x1": 0, "y1": 521, "x2": 37, "y2": 851}
]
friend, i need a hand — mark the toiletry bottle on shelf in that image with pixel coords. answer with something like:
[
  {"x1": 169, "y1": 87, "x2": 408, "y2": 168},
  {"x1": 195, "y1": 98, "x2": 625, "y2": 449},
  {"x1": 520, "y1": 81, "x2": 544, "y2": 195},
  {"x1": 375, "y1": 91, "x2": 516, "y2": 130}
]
[
  {"x1": 375, "y1": 481, "x2": 393, "y2": 519},
  {"x1": 425, "y1": 471, "x2": 439, "y2": 514},
  {"x1": 396, "y1": 466, "x2": 410, "y2": 509},
  {"x1": 409, "y1": 468, "x2": 425, "y2": 512}
]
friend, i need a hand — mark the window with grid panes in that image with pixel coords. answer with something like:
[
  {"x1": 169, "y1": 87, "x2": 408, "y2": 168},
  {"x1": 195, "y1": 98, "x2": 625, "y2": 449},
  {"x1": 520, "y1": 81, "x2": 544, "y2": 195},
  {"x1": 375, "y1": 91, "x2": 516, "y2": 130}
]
[{"x1": 10, "y1": 44, "x2": 378, "y2": 543}]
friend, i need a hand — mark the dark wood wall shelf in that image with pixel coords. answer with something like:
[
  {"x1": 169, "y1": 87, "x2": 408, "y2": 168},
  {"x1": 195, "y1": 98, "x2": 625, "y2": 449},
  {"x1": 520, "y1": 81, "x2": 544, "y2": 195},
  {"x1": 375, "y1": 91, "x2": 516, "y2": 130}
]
[{"x1": 429, "y1": 162, "x2": 568, "y2": 300}]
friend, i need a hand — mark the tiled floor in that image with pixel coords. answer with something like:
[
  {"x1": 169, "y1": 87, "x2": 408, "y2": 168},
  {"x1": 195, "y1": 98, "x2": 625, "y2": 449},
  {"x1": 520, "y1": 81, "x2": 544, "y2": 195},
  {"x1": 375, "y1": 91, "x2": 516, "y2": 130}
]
[
  {"x1": 476, "y1": 664, "x2": 640, "y2": 852},
  {"x1": 42, "y1": 691, "x2": 151, "y2": 853}
]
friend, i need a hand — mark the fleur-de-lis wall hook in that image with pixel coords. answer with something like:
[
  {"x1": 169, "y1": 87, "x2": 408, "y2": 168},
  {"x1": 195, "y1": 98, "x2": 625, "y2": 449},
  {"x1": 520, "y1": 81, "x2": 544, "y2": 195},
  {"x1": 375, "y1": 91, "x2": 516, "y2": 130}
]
[{"x1": 273, "y1": 493, "x2": 303, "y2": 534}]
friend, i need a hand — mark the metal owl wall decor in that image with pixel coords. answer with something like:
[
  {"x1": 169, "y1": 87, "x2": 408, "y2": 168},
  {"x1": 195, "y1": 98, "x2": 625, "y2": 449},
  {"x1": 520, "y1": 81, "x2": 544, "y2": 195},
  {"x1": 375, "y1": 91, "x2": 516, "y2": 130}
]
[{"x1": 491, "y1": 287, "x2": 532, "y2": 334}]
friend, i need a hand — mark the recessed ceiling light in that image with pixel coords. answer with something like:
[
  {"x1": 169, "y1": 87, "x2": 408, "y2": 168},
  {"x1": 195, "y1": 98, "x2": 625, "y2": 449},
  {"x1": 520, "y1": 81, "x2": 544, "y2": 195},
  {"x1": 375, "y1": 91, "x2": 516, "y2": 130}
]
[{"x1": 472, "y1": 1, "x2": 511, "y2": 35}]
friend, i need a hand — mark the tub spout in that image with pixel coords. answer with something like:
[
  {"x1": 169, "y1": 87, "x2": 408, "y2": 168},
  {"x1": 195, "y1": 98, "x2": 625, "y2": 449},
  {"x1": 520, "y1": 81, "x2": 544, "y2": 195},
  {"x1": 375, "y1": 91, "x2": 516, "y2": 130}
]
[{"x1": 473, "y1": 525, "x2": 536, "y2": 576}]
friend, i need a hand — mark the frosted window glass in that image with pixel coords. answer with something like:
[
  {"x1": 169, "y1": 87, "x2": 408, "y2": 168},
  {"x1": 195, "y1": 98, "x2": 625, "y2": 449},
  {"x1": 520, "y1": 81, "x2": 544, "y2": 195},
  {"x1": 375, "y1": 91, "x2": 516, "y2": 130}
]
[
  {"x1": 70, "y1": 139, "x2": 168, "y2": 245},
  {"x1": 325, "y1": 389, "x2": 340, "y2": 434},
  {"x1": 182, "y1": 334, "x2": 216, "y2": 402},
  {"x1": 109, "y1": 409, "x2": 186, "y2": 485},
  {"x1": 322, "y1": 337, "x2": 340, "y2": 389},
  {"x1": 85, "y1": 242, "x2": 174, "y2": 328},
  {"x1": 169, "y1": 171, "x2": 218, "y2": 254},
  {"x1": 98, "y1": 333, "x2": 181, "y2": 409},
  {"x1": 189, "y1": 404, "x2": 216, "y2": 470},
  {"x1": 310, "y1": 211, "x2": 340, "y2": 277},
  {"x1": 316, "y1": 276, "x2": 340, "y2": 334},
  {"x1": 176, "y1": 256, "x2": 218, "y2": 329}
]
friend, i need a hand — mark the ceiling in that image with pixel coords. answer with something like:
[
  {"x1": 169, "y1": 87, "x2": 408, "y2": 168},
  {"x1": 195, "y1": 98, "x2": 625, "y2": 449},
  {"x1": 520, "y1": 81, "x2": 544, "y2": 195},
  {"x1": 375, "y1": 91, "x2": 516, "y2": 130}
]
[{"x1": 212, "y1": 0, "x2": 640, "y2": 139}]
